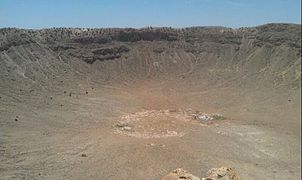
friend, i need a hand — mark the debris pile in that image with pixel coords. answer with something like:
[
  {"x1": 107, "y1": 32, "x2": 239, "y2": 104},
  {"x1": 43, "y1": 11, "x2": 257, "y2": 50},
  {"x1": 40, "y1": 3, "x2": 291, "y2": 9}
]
[
  {"x1": 203, "y1": 166, "x2": 242, "y2": 180},
  {"x1": 162, "y1": 167, "x2": 241, "y2": 180},
  {"x1": 114, "y1": 109, "x2": 226, "y2": 138},
  {"x1": 114, "y1": 110, "x2": 188, "y2": 138}
]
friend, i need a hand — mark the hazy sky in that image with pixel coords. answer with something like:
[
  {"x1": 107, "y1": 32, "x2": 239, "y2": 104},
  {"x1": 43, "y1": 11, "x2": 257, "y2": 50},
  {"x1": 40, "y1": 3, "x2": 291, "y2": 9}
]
[{"x1": 0, "y1": 0, "x2": 301, "y2": 28}]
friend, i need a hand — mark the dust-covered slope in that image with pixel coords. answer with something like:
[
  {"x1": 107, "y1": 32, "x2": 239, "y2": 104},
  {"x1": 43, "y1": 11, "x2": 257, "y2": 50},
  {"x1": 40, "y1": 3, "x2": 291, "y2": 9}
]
[{"x1": 0, "y1": 23, "x2": 300, "y2": 88}]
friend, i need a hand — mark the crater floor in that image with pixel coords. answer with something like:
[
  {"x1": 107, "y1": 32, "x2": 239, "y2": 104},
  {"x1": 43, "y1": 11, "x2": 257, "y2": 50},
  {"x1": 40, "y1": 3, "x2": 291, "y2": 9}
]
[{"x1": 0, "y1": 24, "x2": 300, "y2": 179}]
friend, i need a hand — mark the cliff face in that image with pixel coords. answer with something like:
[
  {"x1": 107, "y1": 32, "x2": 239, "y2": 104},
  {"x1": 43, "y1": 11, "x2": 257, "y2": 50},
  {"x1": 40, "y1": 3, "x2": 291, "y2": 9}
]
[{"x1": 0, "y1": 23, "x2": 301, "y2": 90}]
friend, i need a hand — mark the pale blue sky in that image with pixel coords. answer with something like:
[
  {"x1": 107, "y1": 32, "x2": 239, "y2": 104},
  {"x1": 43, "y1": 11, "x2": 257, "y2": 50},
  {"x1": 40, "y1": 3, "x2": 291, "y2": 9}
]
[{"x1": 0, "y1": 0, "x2": 301, "y2": 29}]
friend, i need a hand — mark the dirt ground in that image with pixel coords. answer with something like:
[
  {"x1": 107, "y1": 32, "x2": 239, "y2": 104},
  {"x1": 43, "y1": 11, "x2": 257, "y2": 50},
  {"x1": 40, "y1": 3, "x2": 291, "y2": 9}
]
[{"x1": 0, "y1": 79, "x2": 300, "y2": 180}]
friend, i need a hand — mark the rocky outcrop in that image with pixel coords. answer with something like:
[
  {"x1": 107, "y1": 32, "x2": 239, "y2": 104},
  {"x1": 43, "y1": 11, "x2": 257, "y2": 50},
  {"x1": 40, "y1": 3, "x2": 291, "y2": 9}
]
[{"x1": 162, "y1": 168, "x2": 200, "y2": 180}]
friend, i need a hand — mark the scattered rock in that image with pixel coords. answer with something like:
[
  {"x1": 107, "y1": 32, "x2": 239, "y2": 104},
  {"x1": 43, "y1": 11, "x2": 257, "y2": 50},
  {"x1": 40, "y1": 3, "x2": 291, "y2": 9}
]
[
  {"x1": 116, "y1": 122, "x2": 132, "y2": 131},
  {"x1": 50, "y1": 97, "x2": 53, "y2": 100},
  {"x1": 203, "y1": 167, "x2": 242, "y2": 180},
  {"x1": 115, "y1": 109, "x2": 225, "y2": 138},
  {"x1": 193, "y1": 113, "x2": 225, "y2": 121},
  {"x1": 167, "y1": 130, "x2": 178, "y2": 136},
  {"x1": 163, "y1": 168, "x2": 200, "y2": 180},
  {"x1": 195, "y1": 114, "x2": 213, "y2": 121},
  {"x1": 64, "y1": 91, "x2": 67, "y2": 94},
  {"x1": 211, "y1": 114, "x2": 225, "y2": 120},
  {"x1": 122, "y1": 126, "x2": 132, "y2": 131},
  {"x1": 115, "y1": 122, "x2": 129, "y2": 128},
  {"x1": 146, "y1": 143, "x2": 166, "y2": 148},
  {"x1": 153, "y1": 48, "x2": 165, "y2": 53},
  {"x1": 81, "y1": 153, "x2": 87, "y2": 157},
  {"x1": 159, "y1": 144, "x2": 166, "y2": 148},
  {"x1": 163, "y1": 167, "x2": 241, "y2": 180},
  {"x1": 146, "y1": 143, "x2": 155, "y2": 147},
  {"x1": 86, "y1": 91, "x2": 88, "y2": 94}
]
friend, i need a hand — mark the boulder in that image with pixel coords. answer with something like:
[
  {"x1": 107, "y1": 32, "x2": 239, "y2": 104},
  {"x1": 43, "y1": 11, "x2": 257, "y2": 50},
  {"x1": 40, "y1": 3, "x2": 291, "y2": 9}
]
[{"x1": 162, "y1": 168, "x2": 200, "y2": 180}]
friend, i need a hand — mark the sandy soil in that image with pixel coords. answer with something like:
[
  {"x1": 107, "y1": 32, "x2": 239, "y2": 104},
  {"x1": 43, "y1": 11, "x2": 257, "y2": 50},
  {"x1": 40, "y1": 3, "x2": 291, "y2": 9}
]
[{"x1": 0, "y1": 79, "x2": 300, "y2": 180}]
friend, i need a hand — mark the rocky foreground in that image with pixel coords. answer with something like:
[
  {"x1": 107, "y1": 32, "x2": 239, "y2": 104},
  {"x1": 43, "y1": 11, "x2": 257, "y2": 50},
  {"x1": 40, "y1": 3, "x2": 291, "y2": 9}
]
[{"x1": 163, "y1": 167, "x2": 242, "y2": 180}]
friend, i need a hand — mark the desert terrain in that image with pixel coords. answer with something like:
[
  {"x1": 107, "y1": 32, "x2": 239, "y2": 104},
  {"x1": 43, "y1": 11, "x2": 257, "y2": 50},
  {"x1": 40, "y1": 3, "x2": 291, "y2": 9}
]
[{"x1": 0, "y1": 23, "x2": 301, "y2": 179}]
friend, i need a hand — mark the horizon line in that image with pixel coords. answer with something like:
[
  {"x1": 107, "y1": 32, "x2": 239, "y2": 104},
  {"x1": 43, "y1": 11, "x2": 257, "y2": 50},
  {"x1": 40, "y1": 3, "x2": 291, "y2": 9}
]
[{"x1": 0, "y1": 22, "x2": 300, "y2": 31}]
